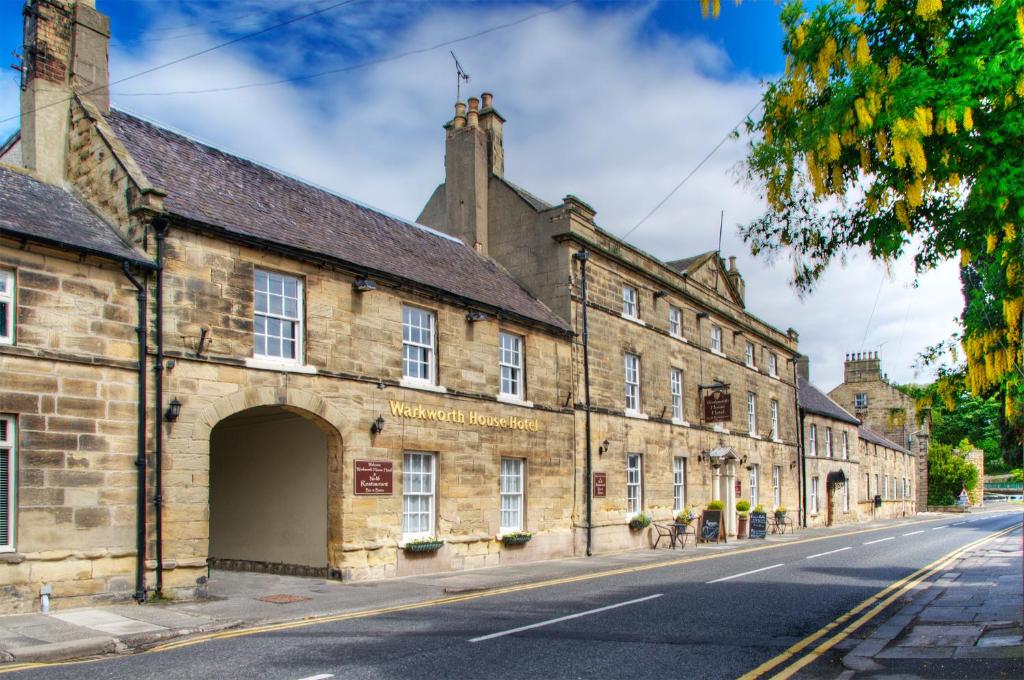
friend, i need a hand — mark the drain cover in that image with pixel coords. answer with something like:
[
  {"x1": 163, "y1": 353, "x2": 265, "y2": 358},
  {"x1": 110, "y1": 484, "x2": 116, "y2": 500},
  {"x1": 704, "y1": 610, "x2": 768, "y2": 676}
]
[{"x1": 257, "y1": 594, "x2": 311, "y2": 604}]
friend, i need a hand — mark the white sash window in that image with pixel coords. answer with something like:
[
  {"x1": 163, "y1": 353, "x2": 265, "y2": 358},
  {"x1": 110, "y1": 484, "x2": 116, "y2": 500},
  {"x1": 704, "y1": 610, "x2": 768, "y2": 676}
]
[
  {"x1": 499, "y1": 458, "x2": 524, "y2": 533},
  {"x1": 0, "y1": 416, "x2": 15, "y2": 552},
  {"x1": 402, "y1": 452, "x2": 436, "y2": 538}
]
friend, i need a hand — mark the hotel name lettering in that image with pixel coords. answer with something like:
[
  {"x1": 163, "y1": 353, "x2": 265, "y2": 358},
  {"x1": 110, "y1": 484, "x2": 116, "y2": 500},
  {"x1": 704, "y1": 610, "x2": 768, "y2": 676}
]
[{"x1": 388, "y1": 400, "x2": 541, "y2": 432}]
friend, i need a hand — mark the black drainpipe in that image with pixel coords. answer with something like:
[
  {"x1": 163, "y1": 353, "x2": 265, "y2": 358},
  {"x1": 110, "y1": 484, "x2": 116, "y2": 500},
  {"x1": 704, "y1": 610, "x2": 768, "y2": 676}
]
[
  {"x1": 793, "y1": 356, "x2": 807, "y2": 528},
  {"x1": 152, "y1": 215, "x2": 170, "y2": 596},
  {"x1": 121, "y1": 263, "x2": 147, "y2": 603},
  {"x1": 573, "y1": 250, "x2": 593, "y2": 557}
]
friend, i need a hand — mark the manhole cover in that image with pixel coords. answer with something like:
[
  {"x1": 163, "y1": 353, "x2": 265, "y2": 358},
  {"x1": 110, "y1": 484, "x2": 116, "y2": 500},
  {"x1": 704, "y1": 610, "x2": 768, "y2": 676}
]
[{"x1": 257, "y1": 594, "x2": 311, "y2": 604}]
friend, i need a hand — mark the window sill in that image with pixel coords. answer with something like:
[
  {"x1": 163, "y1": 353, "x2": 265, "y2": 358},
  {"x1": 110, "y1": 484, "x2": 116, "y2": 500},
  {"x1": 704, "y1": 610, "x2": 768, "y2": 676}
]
[
  {"x1": 670, "y1": 333, "x2": 688, "y2": 343},
  {"x1": 671, "y1": 418, "x2": 690, "y2": 427},
  {"x1": 768, "y1": 372, "x2": 779, "y2": 380},
  {"x1": 624, "y1": 410, "x2": 649, "y2": 420},
  {"x1": 711, "y1": 349, "x2": 726, "y2": 358},
  {"x1": 746, "y1": 364, "x2": 758, "y2": 372},
  {"x1": 496, "y1": 394, "x2": 534, "y2": 408},
  {"x1": 749, "y1": 433, "x2": 761, "y2": 440},
  {"x1": 713, "y1": 424, "x2": 728, "y2": 433},
  {"x1": 771, "y1": 437, "x2": 783, "y2": 444},
  {"x1": 400, "y1": 378, "x2": 448, "y2": 394},
  {"x1": 398, "y1": 535, "x2": 438, "y2": 547},
  {"x1": 620, "y1": 314, "x2": 646, "y2": 327},
  {"x1": 245, "y1": 358, "x2": 317, "y2": 374}
]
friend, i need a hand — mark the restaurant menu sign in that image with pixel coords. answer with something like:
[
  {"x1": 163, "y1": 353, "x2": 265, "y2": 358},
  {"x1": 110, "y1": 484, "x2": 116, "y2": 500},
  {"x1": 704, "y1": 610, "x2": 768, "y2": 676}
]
[
  {"x1": 702, "y1": 388, "x2": 732, "y2": 423},
  {"x1": 592, "y1": 472, "x2": 607, "y2": 498},
  {"x1": 354, "y1": 460, "x2": 393, "y2": 495}
]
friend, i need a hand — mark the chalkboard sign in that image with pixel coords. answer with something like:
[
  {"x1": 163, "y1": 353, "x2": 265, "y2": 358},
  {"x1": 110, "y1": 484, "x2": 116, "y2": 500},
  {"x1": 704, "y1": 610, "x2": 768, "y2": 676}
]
[
  {"x1": 749, "y1": 512, "x2": 768, "y2": 539},
  {"x1": 699, "y1": 510, "x2": 723, "y2": 543}
]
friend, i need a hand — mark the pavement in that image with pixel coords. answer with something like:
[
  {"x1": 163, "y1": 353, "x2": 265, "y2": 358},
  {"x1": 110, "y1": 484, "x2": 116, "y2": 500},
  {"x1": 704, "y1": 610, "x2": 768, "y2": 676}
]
[
  {"x1": 0, "y1": 508, "x2": 1018, "y2": 673},
  {"x1": 830, "y1": 523, "x2": 1023, "y2": 679}
]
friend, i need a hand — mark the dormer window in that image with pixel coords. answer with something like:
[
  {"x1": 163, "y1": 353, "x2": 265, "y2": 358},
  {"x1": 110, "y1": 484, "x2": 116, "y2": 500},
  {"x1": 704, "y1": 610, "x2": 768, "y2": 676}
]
[{"x1": 622, "y1": 285, "x2": 639, "y2": 319}]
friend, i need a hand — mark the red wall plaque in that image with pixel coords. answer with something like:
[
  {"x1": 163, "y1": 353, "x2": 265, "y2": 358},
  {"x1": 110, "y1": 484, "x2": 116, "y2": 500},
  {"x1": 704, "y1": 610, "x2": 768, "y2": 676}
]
[
  {"x1": 593, "y1": 472, "x2": 607, "y2": 498},
  {"x1": 354, "y1": 459, "x2": 393, "y2": 495},
  {"x1": 702, "y1": 389, "x2": 732, "y2": 423}
]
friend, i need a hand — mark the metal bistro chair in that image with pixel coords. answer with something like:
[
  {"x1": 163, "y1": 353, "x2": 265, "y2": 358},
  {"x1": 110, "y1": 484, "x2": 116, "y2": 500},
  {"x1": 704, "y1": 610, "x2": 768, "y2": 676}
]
[
  {"x1": 770, "y1": 513, "x2": 794, "y2": 535},
  {"x1": 653, "y1": 522, "x2": 676, "y2": 549},
  {"x1": 674, "y1": 522, "x2": 696, "y2": 549}
]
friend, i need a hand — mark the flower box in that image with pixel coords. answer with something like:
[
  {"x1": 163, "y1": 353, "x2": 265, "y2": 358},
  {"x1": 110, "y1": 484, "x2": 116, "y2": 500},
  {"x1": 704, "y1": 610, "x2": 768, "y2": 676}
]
[
  {"x1": 403, "y1": 539, "x2": 444, "y2": 553},
  {"x1": 628, "y1": 513, "x2": 652, "y2": 530},
  {"x1": 500, "y1": 532, "x2": 533, "y2": 546}
]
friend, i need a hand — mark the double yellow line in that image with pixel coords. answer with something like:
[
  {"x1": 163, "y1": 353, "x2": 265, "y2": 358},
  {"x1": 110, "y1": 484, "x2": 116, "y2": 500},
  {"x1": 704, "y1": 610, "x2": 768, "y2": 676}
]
[{"x1": 738, "y1": 521, "x2": 1021, "y2": 680}]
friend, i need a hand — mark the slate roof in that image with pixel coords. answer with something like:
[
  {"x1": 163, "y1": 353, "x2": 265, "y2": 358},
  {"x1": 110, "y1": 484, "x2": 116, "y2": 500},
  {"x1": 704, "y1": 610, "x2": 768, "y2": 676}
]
[
  {"x1": 0, "y1": 164, "x2": 151, "y2": 265},
  {"x1": 797, "y1": 377, "x2": 861, "y2": 426},
  {"x1": 498, "y1": 177, "x2": 555, "y2": 212},
  {"x1": 859, "y1": 424, "x2": 911, "y2": 454},
  {"x1": 666, "y1": 251, "x2": 716, "y2": 274},
  {"x1": 104, "y1": 110, "x2": 570, "y2": 333}
]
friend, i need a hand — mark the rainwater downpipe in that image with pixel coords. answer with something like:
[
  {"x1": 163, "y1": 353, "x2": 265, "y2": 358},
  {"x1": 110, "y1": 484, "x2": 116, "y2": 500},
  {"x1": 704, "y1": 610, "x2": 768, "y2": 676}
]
[
  {"x1": 121, "y1": 262, "x2": 148, "y2": 603},
  {"x1": 574, "y1": 249, "x2": 594, "y2": 557},
  {"x1": 153, "y1": 215, "x2": 170, "y2": 597},
  {"x1": 792, "y1": 356, "x2": 807, "y2": 528}
]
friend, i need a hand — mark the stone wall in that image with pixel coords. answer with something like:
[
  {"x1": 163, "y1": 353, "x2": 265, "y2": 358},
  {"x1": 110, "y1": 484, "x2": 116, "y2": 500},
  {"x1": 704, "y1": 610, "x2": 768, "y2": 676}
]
[{"x1": 802, "y1": 414, "x2": 861, "y2": 527}]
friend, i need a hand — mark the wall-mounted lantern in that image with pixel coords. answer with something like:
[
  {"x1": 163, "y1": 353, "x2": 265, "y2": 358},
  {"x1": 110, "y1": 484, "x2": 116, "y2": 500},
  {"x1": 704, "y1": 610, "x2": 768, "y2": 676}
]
[
  {"x1": 165, "y1": 398, "x2": 182, "y2": 422},
  {"x1": 370, "y1": 415, "x2": 385, "y2": 435}
]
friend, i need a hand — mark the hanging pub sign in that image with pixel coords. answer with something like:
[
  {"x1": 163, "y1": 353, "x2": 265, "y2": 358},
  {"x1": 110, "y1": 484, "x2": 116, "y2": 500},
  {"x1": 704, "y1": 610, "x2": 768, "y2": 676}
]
[
  {"x1": 702, "y1": 387, "x2": 732, "y2": 423},
  {"x1": 354, "y1": 460, "x2": 393, "y2": 495},
  {"x1": 593, "y1": 472, "x2": 607, "y2": 498}
]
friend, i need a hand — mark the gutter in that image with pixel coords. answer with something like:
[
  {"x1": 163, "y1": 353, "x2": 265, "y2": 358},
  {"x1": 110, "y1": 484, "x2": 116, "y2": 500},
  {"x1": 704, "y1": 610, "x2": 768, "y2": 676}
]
[
  {"x1": 120, "y1": 263, "x2": 148, "y2": 603},
  {"x1": 793, "y1": 358, "x2": 807, "y2": 528},
  {"x1": 152, "y1": 215, "x2": 169, "y2": 597},
  {"x1": 574, "y1": 249, "x2": 594, "y2": 557}
]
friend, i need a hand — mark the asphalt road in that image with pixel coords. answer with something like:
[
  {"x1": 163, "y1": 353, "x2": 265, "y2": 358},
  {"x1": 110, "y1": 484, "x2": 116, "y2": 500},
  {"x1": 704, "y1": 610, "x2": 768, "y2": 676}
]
[{"x1": 10, "y1": 510, "x2": 1022, "y2": 680}]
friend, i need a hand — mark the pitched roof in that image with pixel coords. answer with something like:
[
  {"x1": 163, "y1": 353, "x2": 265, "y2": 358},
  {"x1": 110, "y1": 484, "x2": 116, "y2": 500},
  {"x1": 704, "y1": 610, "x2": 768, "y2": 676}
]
[
  {"x1": 798, "y1": 377, "x2": 861, "y2": 425},
  {"x1": 104, "y1": 110, "x2": 570, "y2": 333},
  {"x1": 665, "y1": 251, "x2": 717, "y2": 274},
  {"x1": 859, "y1": 424, "x2": 911, "y2": 454},
  {"x1": 0, "y1": 163, "x2": 151, "y2": 265},
  {"x1": 497, "y1": 177, "x2": 555, "y2": 212}
]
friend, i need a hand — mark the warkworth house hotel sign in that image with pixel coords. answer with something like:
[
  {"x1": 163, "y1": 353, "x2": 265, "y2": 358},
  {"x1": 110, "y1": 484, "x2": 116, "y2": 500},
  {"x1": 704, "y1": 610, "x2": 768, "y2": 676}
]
[{"x1": 387, "y1": 400, "x2": 541, "y2": 432}]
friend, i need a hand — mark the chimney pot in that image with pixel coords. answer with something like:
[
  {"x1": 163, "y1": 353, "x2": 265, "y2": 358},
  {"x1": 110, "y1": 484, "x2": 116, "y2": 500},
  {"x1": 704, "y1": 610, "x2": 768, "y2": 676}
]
[
  {"x1": 481, "y1": 92, "x2": 493, "y2": 109},
  {"x1": 467, "y1": 109, "x2": 479, "y2": 128},
  {"x1": 468, "y1": 96, "x2": 480, "y2": 111},
  {"x1": 728, "y1": 256, "x2": 737, "y2": 272}
]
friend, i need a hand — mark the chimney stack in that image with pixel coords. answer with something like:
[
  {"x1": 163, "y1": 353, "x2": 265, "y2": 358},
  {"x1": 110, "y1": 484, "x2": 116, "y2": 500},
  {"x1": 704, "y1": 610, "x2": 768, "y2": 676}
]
[
  {"x1": 19, "y1": 0, "x2": 110, "y2": 184},
  {"x1": 843, "y1": 350, "x2": 883, "y2": 383},
  {"x1": 795, "y1": 355, "x2": 810, "y2": 382},
  {"x1": 724, "y1": 255, "x2": 745, "y2": 306}
]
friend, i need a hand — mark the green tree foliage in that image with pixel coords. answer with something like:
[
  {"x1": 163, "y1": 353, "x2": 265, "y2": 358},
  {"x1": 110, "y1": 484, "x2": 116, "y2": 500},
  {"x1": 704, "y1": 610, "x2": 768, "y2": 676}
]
[
  {"x1": 741, "y1": 0, "x2": 1024, "y2": 443},
  {"x1": 927, "y1": 441, "x2": 980, "y2": 505}
]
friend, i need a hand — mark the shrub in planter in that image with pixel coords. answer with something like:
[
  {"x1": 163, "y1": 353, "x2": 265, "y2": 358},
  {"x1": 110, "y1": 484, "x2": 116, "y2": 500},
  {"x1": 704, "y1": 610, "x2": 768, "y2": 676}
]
[
  {"x1": 774, "y1": 505, "x2": 788, "y2": 519},
  {"x1": 628, "y1": 512, "x2": 652, "y2": 530},
  {"x1": 706, "y1": 500, "x2": 725, "y2": 511},
  {"x1": 736, "y1": 499, "x2": 751, "y2": 515},
  {"x1": 752, "y1": 504, "x2": 766, "y2": 515},
  {"x1": 501, "y1": 531, "x2": 533, "y2": 546},
  {"x1": 403, "y1": 537, "x2": 444, "y2": 553}
]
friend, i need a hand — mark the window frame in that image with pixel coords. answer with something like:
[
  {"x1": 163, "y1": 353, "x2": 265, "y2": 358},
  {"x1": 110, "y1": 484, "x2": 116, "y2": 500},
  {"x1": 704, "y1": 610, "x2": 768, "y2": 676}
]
[
  {"x1": 0, "y1": 415, "x2": 16, "y2": 552},
  {"x1": 402, "y1": 452, "x2": 436, "y2": 539},
  {"x1": 624, "y1": 353, "x2": 641, "y2": 414},
  {"x1": 498, "y1": 331, "x2": 525, "y2": 400},
  {"x1": 710, "y1": 324, "x2": 723, "y2": 353},
  {"x1": 825, "y1": 427, "x2": 833, "y2": 458},
  {"x1": 770, "y1": 399, "x2": 779, "y2": 440},
  {"x1": 855, "y1": 392, "x2": 868, "y2": 409},
  {"x1": 744, "y1": 341, "x2": 755, "y2": 368},
  {"x1": 844, "y1": 480, "x2": 850, "y2": 512},
  {"x1": 768, "y1": 352, "x2": 778, "y2": 377},
  {"x1": 0, "y1": 270, "x2": 14, "y2": 346},
  {"x1": 810, "y1": 476, "x2": 819, "y2": 515},
  {"x1": 841, "y1": 431, "x2": 849, "y2": 459},
  {"x1": 668, "y1": 305, "x2": 683, "y2": 338},
  {"x1": 626, "y1": 453, "x2": 643, "y2": 517},
  {"x1": 253, "y1": 268, "x2": 303, "y2": 364},
  {"x1": 772, "y1": 465, "x2": 781, "y2": 509},
  {"x1": 621, "y1": 285, "x2": 639, "y2": 319},
  {"x1": 673, "y1": 456, "x2": 686, "y2": 513},
  {"x1": 808, "y1": 423, "x2": 817, "y2": 456},
  {"x1": 402, "y1": 305, "x2": 438, "y2": 385},
  {"x1": 499, "y1": 457, "x2": 525, "y2": 533},
  {"x1": 747, "y1": 392, "x2": 757, "y2": 436},
  {"x1": 750, "y1": 463, "x2": 759, "y2": 508},
  {"x1": 670, "y1": 368, "x2": 683, "y2": 421}
]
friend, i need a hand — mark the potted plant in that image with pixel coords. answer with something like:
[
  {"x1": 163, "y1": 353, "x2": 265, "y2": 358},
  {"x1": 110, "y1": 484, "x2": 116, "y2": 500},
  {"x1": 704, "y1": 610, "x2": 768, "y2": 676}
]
[
  {"x1": 403, "y1": 537, "x2": 444, "y2": 553},
  {"x1": 501, "y1": 531, "x2": 533, "y2": 546},
  {"x1": 628, "y1": 512, "x2": 652, "y2": 530},
  {"x1": 736, "y1": 499, "x2": 751, "y2": 538},
  {"x1": 774, "y1": 505, "x2": 788, "y2": 521},
  {"x1": 674, "y1": 505, "x2": 697, "y2": 527},
  {"x1": 706, "y1": 500, "x2": 724, "y2": 511}
]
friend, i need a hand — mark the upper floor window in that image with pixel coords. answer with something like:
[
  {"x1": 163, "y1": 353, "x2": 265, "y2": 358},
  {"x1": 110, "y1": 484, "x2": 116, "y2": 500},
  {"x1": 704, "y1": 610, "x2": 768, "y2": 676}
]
[
  {"x1": 855, "y1": 393, "x2": 868, "y2": 409},
  {"x1": 768, "y1": 352, "x2": 778, "y2": 377},
  {"x1": 808, "y1": 423, "x2": 817, "y2": 456},
  {"x1": 254, "y1": 269, "x2": 302, "y2": 362},
  {"x1": 0, "y1": 415, "x2": 14, "y2": 552},
  {"x1": 825, "y1": 427, "x2": 833, "y2": 457},
  {"x1": 745, "y1": 341, "x2": 755, "y2": 368},
  {"x1": 770, "y1": 399, "x2": 779, "y2": 440},
  {"x1": 498, "y1": 332, "x2": 524, "y2": 399},
  {"x1": 710, "y1": 325, "x2": 723, "y2": 353},
  {"x1": 0, "y1": 270, "x2": 13, "y2": 345},
  {"x1": 841, "y1": 431, "x2": 849, "y2": 459},
  {"x1": 670, "y1": 369, "x2": 683, "y2": 421},
  {"x1": 624, "y1": 353, "x2": 641, "y2": 413},
  {"x1": 668, "y1": 306, "x2": 682, "y2": 338},
  {"x1": 402, "y1": 305, "x2": 436, "y2": 384},
  {"x1": 747, "y1": 392, "x2": 757, "y2": 436},
  {"x1": 622, "y1": 285, "x2": 639, "y2": 319}
]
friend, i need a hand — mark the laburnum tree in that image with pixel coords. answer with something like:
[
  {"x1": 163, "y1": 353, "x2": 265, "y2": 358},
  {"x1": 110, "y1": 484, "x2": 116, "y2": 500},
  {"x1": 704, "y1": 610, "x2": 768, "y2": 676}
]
[{"x1": 739, "y1": 0, "x2": 1023, "y2": 454}]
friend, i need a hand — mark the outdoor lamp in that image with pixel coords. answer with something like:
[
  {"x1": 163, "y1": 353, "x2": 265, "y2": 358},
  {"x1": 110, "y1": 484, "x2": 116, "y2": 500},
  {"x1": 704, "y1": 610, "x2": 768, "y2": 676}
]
[
  {"x1": 165, "y1": 398, "x2": 182, "y2": 422},
  {"x1": 371, "y1": 415, "x2": 385, "y2": 435}
]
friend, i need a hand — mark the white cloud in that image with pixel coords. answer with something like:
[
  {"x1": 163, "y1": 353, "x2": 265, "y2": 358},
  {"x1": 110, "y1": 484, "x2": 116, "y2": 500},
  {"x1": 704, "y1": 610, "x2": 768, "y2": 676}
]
[{"x1": 21, "y1": 1, "x2": 963, "y2": 388}]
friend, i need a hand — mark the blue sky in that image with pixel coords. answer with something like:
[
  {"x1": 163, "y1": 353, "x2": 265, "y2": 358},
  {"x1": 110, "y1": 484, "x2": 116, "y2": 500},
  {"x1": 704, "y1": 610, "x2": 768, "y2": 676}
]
[{"x1": 0, "y1": 0, "x2": 962, "y2": 389}]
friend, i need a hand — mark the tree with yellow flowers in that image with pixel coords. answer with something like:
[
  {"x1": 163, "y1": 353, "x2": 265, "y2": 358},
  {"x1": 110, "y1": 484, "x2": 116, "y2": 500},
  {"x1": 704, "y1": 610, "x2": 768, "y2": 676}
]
[{"x1": 741, "y1": 0, "x2": 1023, "y2": 459}]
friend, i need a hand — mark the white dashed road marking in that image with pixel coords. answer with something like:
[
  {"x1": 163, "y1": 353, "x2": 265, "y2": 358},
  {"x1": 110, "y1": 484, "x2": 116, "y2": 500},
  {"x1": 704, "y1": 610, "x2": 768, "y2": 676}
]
[
  {"x1": 806, "y1": 547, "x2": 852, "y2": 560},
  {"x1": 864, "y1": 536, "x2": 895, "y2": 545},
  {"x1": 706, "y1": 564, "x2": 785, "y2": 584},
  {"x1": 469, "y1": 594, "x2": 663, "y2": 642},
  {"x1": 903, "y1": 530, "x2": 925, "y2": 536}
]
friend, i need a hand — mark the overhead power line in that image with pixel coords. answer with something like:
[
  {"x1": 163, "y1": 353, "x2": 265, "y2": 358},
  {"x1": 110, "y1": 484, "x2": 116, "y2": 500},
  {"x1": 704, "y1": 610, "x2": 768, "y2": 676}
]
[
  {"x1": 1, "y1": 0, "x2": 363, "y2": 125},
  {"x1": 618, "y1": 100, "x2": 761, "y2": 242},
  {"x1": 112, "y1": 1, "x2": 580, "y2": 98}
]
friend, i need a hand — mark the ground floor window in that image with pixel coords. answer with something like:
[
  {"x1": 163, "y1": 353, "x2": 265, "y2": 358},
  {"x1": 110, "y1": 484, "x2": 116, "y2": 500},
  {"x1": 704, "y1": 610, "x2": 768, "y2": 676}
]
[
  {"x1": 750, "y1": 464, "x2": 759, "y2": 508},
  {"x1": 810, "y1": 477, "x2": 819, "y2": 515},
  {"x1": 865, "y1": 473, "x2": 870, "y2": 501},
  {"x1": 626, "y1": 453, "x2": 643, "y2": 517},
  {"x1": 843, "y1": 482, "x2": 850, "y2": 512},
  {"x1": 500, "y1": 457, "x2": 524, "y2": 532},
  {"x1": 883, "y1": 475, "x2": 888, "y2": 500},
  {"x1": 773, "y1": 465, "x2": 781, "y2": 509},
  {"x1": 673, "y1": 457, "x2": 686, "y2": 512},
  {"x1": 0, "y1": 415, "x2": 13, "y2": 551},
  {"x1": 403, "y1": 452, "x2": 436, "y2": 538}
]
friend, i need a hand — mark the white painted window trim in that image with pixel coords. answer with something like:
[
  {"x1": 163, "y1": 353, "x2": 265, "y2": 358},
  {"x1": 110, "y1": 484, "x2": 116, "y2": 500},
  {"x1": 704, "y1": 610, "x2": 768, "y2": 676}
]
[
  {"x1": 253, "y1": 269, "x2": 303, "y2": 364},
  {"x1": 402, "y1": 305, "x2": 438, "y2": 386},
  {"x1": 825, "y1": 427, "x2": 833, "y2": 458},
  {"x1": 768, "y1": 352, "x2": 778, "y2": 378},
  {"x1": 810, "y1": 476, "x2": 819, "y2": 515},
  {"x1": 399, "y1": 378, "x2": 448, "y2": 394},
  {"x1": 668, "y1": 306, "x2": 683, "y2": 339},
  {"x1": 844, "y1": 481, "x2": 850, "y2": 512},
  {"x1": 621, "y1": 285, "x2": 639, "y2": 320},
  {"x1": 744, "y1": 341, "x2": 755, "y2": 369},
  {"x1": 0, "y1": 415, "x2": 15, "y2": 553},
  {"x1": 0, "y1": 270, "x2": 13, "y2": 346},
  {"x1": 498, "y1": 331, "x2": 525, "y2": 401},
  {"x1": 747, "y1": 392, "x2": 757, "y2": 436},
  {"x1": 710, "y1": 325, "x2": 723, "y2": 354},
  {"x1": 402, "y1": 452, "x2": 436, "y2": 539},
  {"x1": 626, "y1": 453, "x2": 643, "y2": 518},
  {"x1": 496, "y1": 393, "x2": 534, "y2": 408},
  {"x1": 499, "y1": 457, "x2": 525, "y2": 533},
  {"x1": 244, "y1": 358, "x2": 317, "y2": 374},
  {"x1": 670, "y1": 369, "x2": 683, "y2": 421},
  {"x1": 808, "y1": 424, "x2": 817, "y2": 456},
  {"x1": 772, "y1": 465, "x2": 781, "y2": 509},
  {"x1": 624, "y1": 353, "x2": 641, "y2": 414},
  {"x1": 672, "y1": 457, "x2": 686, "y2": 513},
  {"x1": 770, "y1": 399, "x2": 779, "y2": 441},
  {"x1": 750, "y1": 464, "x2": 759, "y2": 508},
  {"x1": 841, "y1": 431, "x2": 849, "y2": 459}
]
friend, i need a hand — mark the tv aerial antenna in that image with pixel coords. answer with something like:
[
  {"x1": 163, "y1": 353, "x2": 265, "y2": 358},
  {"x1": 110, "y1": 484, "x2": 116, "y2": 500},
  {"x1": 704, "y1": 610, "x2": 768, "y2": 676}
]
[{"x1": 451, "y1": 51, "x2": 470, "y2": 101}]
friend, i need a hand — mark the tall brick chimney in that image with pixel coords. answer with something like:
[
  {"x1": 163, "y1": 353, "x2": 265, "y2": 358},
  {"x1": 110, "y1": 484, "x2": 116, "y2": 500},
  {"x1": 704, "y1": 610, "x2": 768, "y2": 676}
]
[
  {"x1": 19, "y1": 0, "x2": 110, "y2": 183},
  {"x1": 441, "y1": 92, "x2": 505, "y2": 253},
  {"x1": 843, "y1": 351, "x2": 883, "y2": 383}
]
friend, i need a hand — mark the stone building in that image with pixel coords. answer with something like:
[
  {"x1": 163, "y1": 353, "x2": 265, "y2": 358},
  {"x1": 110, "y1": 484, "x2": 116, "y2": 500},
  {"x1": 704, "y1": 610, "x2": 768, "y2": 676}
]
[
  {"x1": 418, "y1": 95, "x2": 803, "y2": 548},
  {"x1": 829, "y1": 352, "x2": 930, "y2": 511},
  {"x1": 1, "y1": 0, "x2": 580, "y2": 612},
  {"x1": 799, "y1": 367, "x2": 916, "y2": 528}
]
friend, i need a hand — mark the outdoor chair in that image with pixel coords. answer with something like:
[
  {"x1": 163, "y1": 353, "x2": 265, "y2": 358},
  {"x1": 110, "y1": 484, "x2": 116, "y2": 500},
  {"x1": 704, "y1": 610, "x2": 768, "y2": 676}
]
[{"x1": 653, "y1": 522, "x2": 676, "y2": 549}]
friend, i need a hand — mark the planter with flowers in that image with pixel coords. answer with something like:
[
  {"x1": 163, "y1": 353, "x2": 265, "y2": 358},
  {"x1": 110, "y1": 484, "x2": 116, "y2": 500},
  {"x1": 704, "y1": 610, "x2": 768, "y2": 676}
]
[
  {"x1": 402, "y1": 537, "x2": 444, "y2": 553},
  {"x1": 628, "y1": 512, "x2": 652, "y2": 531},
  {"x1": 500, "y1": 531, "x2": 533, "y2": 546},
  {"x1": 736, "y1": 499, "x2": 751, "y2": 538}
]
